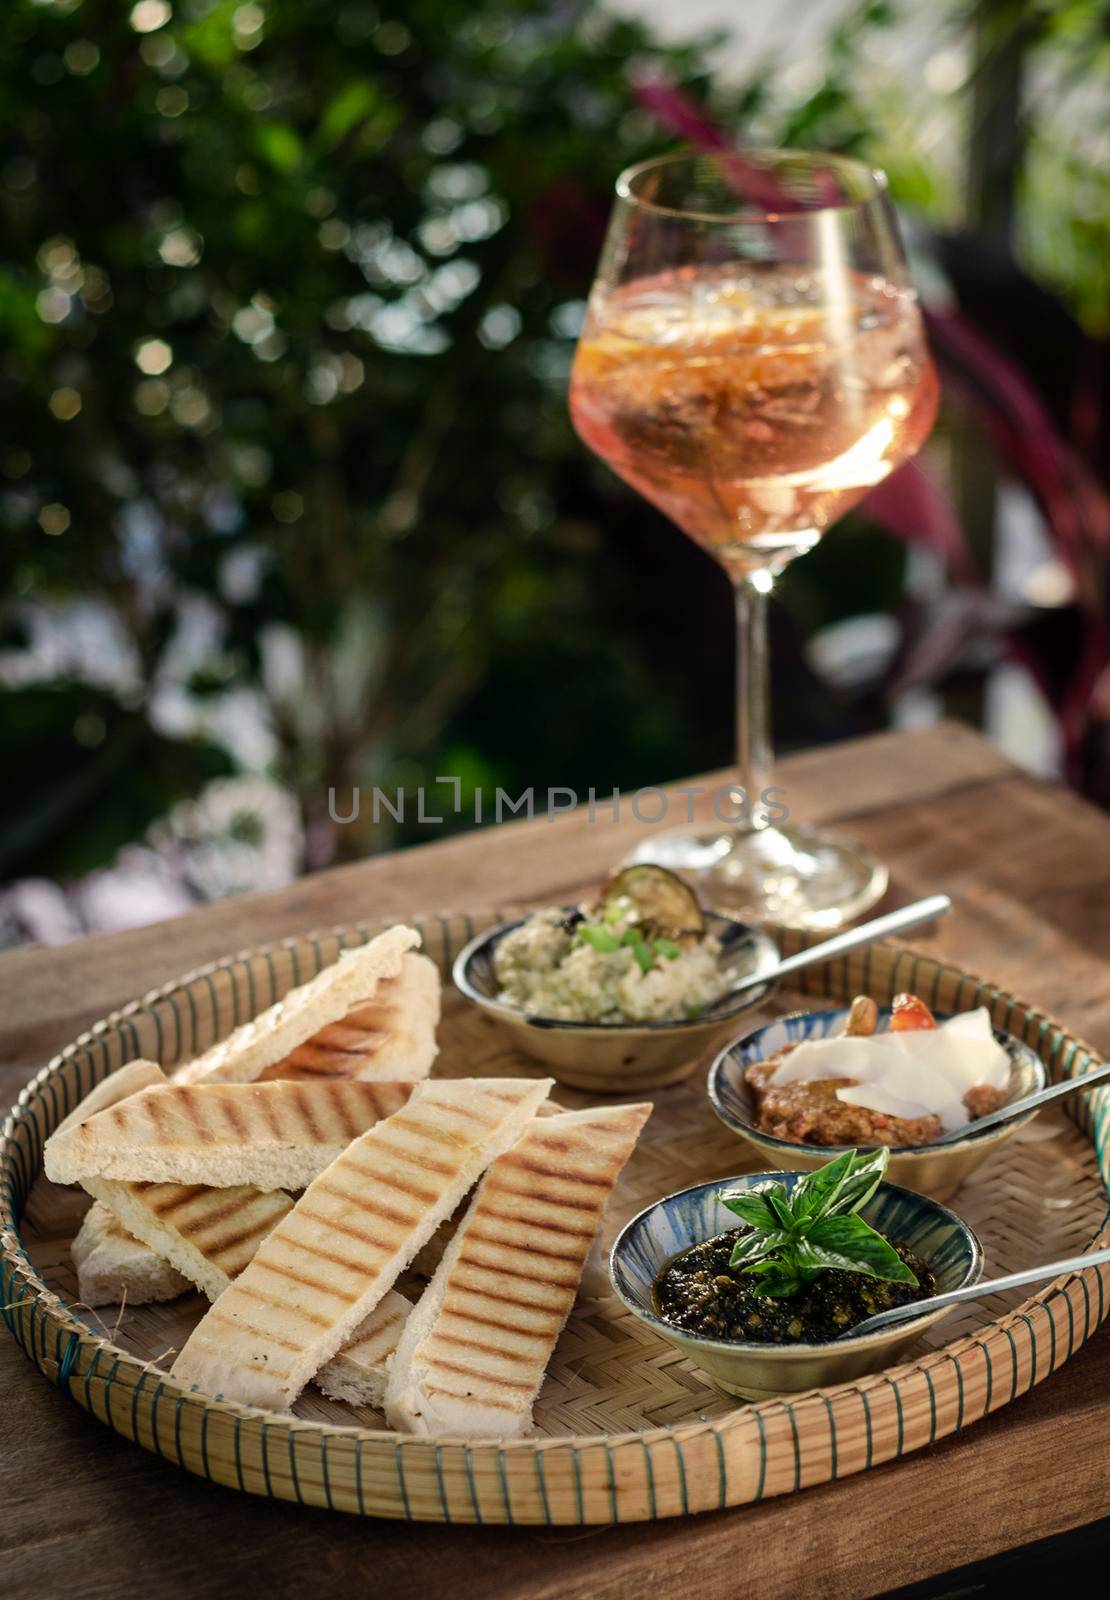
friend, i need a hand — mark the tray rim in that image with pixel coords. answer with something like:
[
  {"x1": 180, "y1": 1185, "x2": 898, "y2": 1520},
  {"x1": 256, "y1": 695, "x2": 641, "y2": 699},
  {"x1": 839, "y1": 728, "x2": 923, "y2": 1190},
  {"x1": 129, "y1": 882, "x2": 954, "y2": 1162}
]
[{"x1": 3, "y1": 907, "x2": 1109, "y2": 1524}]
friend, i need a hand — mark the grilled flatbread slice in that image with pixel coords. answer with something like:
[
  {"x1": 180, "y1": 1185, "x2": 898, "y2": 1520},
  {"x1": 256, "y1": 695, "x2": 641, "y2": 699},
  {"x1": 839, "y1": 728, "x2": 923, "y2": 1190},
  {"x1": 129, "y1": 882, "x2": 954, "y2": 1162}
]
[
  {"x1": 83, "y1": 1182, "x2": 408, "y2": 1401},
  {"x1": 256, "y1": 953, "x2": 440, "y2": 1083},
  {"x1": 55, "y1": 1061, "x2": 168, "y2": 1139},
  {"x1": 72, "y1": 1201, "x2": 190, "y2": 1308},
  {"x1": 45, "y1": 1080, "x2": 414, "y2": 1191},
  {"x1": 170, "y1": 1076, "x2": 553, "y2": 1411},
  {"x1": 315, "y1": 1292, "x2": 412, "y2": 1407},
  {"x1": 385, "y1": 1101, "x2": 651, "y2": 1439},
  {"x1": 84, "y1": 1177, "x2": 295, "y2": 1302},
  {"x1": 173, "y1": 926, "x2": 429, "y2": 1085}
]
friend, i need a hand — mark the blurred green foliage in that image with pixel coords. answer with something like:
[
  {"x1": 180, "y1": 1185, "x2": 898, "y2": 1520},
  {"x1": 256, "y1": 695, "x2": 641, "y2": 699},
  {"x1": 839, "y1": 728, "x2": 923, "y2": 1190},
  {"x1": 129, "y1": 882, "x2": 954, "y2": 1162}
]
[
  {"x1": 0, "y1": 0, "x2": 1105, "y2": 892},
  {"x1": 2, "y1": 0, "x2": 735, "y2": 872}
]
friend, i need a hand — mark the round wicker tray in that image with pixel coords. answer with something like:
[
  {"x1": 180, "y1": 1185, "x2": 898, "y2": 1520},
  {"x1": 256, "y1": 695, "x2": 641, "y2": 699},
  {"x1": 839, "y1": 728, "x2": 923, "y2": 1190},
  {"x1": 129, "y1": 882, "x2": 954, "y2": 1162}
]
[{"x1": 3, "y1": 910, "x2": 1108, "y2": 1525}]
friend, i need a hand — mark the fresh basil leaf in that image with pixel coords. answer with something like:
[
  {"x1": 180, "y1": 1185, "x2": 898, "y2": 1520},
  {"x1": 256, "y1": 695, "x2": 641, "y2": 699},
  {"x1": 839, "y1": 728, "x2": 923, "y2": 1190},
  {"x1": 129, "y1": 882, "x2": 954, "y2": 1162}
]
[
  {"x1": 727, "y1": 1228, "x2": 789, "y2": 1269},
  {"x1": 744, "y1": 1178, "x2": 793, "y2": 1216},
  {"x1": 803, "y1": 1214, "x2": 919, "y2": 1284},
  {"x1": 789, "y1": 1148, "x2": 858, "y2": 1221},
  {"x1": 718, "y1": 1190, "x2": 781, "y2": 1230},
  {"x1": 576, "y1": 924, "x2": 620, "y2": 953},
  {"x1": 829, "y1": 1148, "x2": 890, "y2": 1216},
  {"x1": 743, "y1": 1260, "x2": 803, "y2": 1298},
  {"x1": 791, "y1": 1147, "x2": 889, "y2": 1223}
]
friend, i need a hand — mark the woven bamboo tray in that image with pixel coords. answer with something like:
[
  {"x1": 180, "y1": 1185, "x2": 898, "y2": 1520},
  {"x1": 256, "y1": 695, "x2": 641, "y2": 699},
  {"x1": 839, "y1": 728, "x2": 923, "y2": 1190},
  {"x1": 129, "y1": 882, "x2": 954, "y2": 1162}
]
[{"x1": 3, "y1": 909, "x2": 1109, "y2": 1525}]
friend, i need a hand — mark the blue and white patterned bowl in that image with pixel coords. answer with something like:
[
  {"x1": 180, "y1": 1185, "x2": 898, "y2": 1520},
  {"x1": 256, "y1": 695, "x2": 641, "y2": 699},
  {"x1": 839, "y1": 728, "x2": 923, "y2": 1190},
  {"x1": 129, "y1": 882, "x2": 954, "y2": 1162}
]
[
  {"x1": 452, "y1": 909, "x2": 780, "y2": 1092},
  {"x1": 708, "y1": 1007, "x2": 1047, "y2": 1202},
  {"x1": 609, "y1": 1171, "x2": 984, "y2": 1399}
]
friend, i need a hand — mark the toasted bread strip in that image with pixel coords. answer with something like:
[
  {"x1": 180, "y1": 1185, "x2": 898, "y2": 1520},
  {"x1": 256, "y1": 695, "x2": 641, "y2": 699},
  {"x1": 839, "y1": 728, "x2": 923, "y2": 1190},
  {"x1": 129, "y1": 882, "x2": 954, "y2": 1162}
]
[
  {"x1": 55, "y1": 1061, "x2": 168, "y2": 1138},
  {"x1": 84, "y1": 1177, "x2": 294, "y2": 1302},
  {"x1": 72, "y1": 1201, "x2": 190, "y2": 1307},
  {"x1": 257, "y1": 953, "x2": 440, "y2": 1083},
  {"x1": 170, "y1": 1076, "x2": 553, "y2": 1411},
  {"x1": 45, "y1": 1079, "x2": 414, "y2": 1191},
  {"x1": 385, "y1": 1101, "x2": 652, "y2": 1439},
  {"x1": 173, "y1": 926, "x2": 423, "y2": 1085},
  {"x1": 84, "y1": 1182, "x2": 408, "y2": 1399},
  {"x1": 315, "y1": 1292, "x2": 412, "y2": 1406}
]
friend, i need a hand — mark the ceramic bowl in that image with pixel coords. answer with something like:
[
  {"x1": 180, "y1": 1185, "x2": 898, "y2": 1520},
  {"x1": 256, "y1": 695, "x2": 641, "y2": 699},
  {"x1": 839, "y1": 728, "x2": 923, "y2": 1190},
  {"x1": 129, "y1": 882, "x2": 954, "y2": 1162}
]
[
  {"x1": 452, "y1": 909, "x2": 779, "y2": 1092},
  {"x1": 708, "y1": 1007, "x2": 1047, "y2": 1202},
  {"x1": 609, "y1": 1171, "x2": 983, "y2": 1400}
]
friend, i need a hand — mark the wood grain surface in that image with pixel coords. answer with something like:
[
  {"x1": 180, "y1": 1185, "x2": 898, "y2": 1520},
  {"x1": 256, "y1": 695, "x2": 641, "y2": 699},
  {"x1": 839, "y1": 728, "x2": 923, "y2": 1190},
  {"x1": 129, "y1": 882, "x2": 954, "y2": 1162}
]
[{"x1": 3, "y1": 722, "x2": 1110, "y2": 1600}]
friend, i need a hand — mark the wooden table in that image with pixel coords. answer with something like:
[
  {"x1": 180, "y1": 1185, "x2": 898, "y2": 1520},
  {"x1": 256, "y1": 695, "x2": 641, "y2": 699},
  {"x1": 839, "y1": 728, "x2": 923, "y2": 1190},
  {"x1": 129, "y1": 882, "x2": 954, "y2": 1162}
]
[{"x1": 3, "y1": 723, "x2": 1109, "y2": 1600}]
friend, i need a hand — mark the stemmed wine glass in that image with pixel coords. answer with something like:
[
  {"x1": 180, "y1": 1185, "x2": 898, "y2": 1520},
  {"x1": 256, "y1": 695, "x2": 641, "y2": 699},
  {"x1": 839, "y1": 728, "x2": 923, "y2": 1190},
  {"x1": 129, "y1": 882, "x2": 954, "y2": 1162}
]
[{"x1": 569, "y1": 150, "x2": 938, "y2": 928}]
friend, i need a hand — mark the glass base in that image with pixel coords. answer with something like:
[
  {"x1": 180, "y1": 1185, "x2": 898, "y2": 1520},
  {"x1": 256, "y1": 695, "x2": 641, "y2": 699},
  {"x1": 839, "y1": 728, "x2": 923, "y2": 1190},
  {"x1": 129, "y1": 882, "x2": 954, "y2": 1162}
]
[{"x1": 623, "y1": 823, "x2": 888, "y2": 930}]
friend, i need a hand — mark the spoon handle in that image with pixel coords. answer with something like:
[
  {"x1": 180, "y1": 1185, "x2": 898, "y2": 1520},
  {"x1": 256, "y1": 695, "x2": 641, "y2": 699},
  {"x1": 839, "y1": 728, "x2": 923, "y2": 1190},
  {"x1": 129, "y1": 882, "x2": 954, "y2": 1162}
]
[
  {"x1": 849, "y1": 1245, "x2": 1110, "y2": 1338},
  {"x1": 932, "y1": 1060, "x2": 1110, "y2": 1145},
  {"x1": 732, "y1": 893, "x2": 952, "y2": 996}
]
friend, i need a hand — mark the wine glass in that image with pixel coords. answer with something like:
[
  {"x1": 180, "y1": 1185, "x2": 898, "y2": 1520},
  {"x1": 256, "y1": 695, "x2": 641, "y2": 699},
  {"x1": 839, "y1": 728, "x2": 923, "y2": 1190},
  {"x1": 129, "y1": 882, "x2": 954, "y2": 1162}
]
[{"x1": 569, "y1": 150, "x2": 938, "y2": 928}]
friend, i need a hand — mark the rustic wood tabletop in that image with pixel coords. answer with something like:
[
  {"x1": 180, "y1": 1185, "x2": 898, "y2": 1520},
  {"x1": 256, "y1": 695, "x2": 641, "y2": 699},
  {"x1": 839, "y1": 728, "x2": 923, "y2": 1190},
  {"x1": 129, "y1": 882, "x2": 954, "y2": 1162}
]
[{"x1": 3, "y1": 722, "x2": 1109, "y2": 1600}]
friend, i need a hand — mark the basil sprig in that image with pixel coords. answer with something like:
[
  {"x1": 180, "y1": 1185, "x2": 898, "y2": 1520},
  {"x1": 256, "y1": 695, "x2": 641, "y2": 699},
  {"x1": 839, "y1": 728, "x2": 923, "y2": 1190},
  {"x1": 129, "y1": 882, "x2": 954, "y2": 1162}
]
[{"x1": 718, "y1": 1148, "x2": 918, "y2": 1299}]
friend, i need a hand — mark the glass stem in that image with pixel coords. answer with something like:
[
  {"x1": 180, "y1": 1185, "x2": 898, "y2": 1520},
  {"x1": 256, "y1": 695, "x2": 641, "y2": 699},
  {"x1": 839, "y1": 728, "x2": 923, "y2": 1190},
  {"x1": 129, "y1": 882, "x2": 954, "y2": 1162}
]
[{"x1": 732, "y1": 575, "x2": 773, "y2": 832}]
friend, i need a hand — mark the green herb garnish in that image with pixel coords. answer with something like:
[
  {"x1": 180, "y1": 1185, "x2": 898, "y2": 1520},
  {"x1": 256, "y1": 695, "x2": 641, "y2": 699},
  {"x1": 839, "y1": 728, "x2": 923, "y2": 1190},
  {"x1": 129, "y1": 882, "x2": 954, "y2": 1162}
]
[
  {"x1": 653, "y1": 937, "x2": 682, "y2": 960},
  {"x1": 576, "y1": 923, "x2": 620, "y2": 953},
  {"x1": 718, "y1": 1149, "x2": 919, "y2": 1299},
  {"x1": 621, "y1": 926, "x2": 654, "y2": 973}
]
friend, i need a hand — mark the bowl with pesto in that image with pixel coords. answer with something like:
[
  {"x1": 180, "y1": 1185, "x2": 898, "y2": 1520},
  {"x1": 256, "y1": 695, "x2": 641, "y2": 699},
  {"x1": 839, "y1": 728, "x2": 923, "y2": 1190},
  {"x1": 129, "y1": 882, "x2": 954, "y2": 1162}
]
[
  {"x1": 609, "y1": 1148, "x2": 983, "y2": 1399},
  {"x1": 708, "y1": 994, "x2": 1046, "y2": 1201},
  {"x1": 452, "y1": 866, "x2": 779, "y2": 1091}
]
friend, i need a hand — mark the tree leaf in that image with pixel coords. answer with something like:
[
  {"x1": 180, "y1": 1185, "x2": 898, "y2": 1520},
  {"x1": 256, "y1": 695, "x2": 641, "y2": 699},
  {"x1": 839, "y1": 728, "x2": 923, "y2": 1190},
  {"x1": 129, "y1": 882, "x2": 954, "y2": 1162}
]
[{"x1": 803, "y1": 1215, "x2": 919, "y2": 1284}]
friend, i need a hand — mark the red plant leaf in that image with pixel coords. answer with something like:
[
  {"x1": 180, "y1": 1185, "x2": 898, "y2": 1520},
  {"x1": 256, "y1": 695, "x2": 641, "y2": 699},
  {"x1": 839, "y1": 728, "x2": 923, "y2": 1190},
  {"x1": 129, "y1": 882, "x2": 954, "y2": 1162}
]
[{"x1": 861, "y1": 460, "x2": 977, "y2": 582}]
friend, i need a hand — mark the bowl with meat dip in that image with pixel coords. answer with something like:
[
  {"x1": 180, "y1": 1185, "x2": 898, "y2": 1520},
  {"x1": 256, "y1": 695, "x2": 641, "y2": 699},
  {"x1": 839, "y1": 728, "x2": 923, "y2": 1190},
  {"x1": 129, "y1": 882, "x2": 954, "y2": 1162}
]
[
  {"x1": 708, "y1": 994, "x2": 1046, "y2": 1202},
  {"x1": 453, "y1": 867, "x2": 779, "y2": 1091},
  {"x1": 609, "y1": 1163, "x2": 983, "y2": 1399}
]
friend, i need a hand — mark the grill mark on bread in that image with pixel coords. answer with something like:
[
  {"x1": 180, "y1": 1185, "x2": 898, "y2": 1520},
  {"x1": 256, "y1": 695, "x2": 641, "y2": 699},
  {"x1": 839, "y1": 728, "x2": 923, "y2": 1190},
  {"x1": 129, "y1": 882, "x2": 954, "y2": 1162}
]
[
  {"x1": 313, "y1": 1179, "x2": 418, "y2": 1229},
  {"x1": 252, "y1": 1257, "x2": 360, "y2": 1303},
  {"x1": 279, "y1": 1234, "x2": 379, "y2": 1277},
  {"x1": 219, "y1": 1095, "x2": 250, "y2": 1140},
  {"x1": 462, "y1": 1227, "x2": 583, "y2": 1266},
  {"x1": 331, "y1": 1086, "x2": 366, "y2": 1141},
  {"x1": 386, "y1": 1113, "x2": 469, "y2": 1150},
  {"x1": 443, "y1": 1277, "x2": 567, "y2": 1313},
  {"x1": 347, "y1": 1165, "x2": 439, "y2": 1204},
  {"x1": 291, "y1": 1085, "x2": 323, "y2": 1143},
  {"x1": 454, "y1": 1252, "x2": 578, "y2": 1289},
  {"x1": 374, "y1": 1145, "x2": 457, "y2": 1184},
  {"x1": 204, "y1": 1310, "x2": 305, "y2": 1353},
  {"x1": 139, "y1": 1183, "x2": 207, "y2": 1215},
  {"x1": 201, "y1": 1214, "x2": 286, "y2": 1261},
  {"x1": 429, "y1": 1359, "x2": 534, "y2": 1393},
  {"x1": 295, "y1": 1207, "x2": 395, "y2": 1255},
  {"x1": 439, "y1": 1304, "x2": 560, "y2": 1336},
  {"x1": 233, "y1": 1281, "x2": 333, "y2": 1328},
  {"x1": 430, "y1": 1332, "x2": 539, "y2": 1365},
  {"x1": 498, "y1": 1156, "x2": 612, "y2": 1189},
  {"x1": 474, "y1": 1205, "x2": 597, "y2": 1243}
]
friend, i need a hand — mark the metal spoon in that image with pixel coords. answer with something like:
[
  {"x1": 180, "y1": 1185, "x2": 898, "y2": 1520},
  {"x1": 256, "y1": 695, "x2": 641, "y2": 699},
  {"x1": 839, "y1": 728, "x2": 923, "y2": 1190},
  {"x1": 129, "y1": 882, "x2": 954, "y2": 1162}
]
[
  {"x1": 929, "y1": 1060, "x2": 1110, "y2": 1145},
  {"x1": 725, "y1": 893, "x2": 952, "y2": 998},
  {"x1": 844, "y1": 1245, "x2": 1110, "y2": 1339}
]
